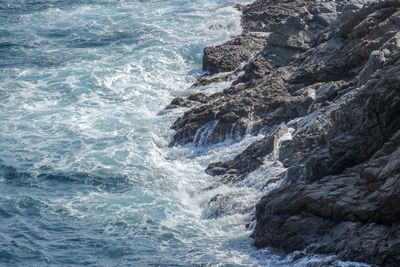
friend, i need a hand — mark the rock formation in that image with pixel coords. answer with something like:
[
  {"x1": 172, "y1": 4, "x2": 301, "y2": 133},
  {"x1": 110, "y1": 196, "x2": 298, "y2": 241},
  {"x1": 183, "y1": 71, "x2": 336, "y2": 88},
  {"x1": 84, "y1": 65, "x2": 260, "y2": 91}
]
[{"x1": 167, "y1": 0, "x2": 400, "y2": 265}]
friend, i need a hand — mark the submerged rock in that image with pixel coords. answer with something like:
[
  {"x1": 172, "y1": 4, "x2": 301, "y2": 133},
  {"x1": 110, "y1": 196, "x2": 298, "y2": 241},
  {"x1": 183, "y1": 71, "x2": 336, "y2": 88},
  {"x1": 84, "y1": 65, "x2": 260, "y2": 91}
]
[
  {"x1": 206, "y1": 124, "x2": 289, "y2": 183},
  {"x1": 204, "y1": 192, "x2": 254, "y2": 219}
]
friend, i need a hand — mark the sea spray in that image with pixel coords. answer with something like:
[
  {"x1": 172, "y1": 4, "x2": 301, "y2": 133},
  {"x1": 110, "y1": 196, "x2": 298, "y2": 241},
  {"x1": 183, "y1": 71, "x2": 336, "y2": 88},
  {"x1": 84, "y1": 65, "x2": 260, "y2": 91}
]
[{"x1": 0, "y1": 1, "x2": 373, "y2": 266}]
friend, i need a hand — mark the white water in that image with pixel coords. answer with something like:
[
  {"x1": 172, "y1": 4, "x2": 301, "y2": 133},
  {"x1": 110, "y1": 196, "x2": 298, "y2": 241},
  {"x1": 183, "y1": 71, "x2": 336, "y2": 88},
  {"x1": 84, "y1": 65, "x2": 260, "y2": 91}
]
[{"x1": 0, "y1": 0, "x2": 370, "y2": 266}]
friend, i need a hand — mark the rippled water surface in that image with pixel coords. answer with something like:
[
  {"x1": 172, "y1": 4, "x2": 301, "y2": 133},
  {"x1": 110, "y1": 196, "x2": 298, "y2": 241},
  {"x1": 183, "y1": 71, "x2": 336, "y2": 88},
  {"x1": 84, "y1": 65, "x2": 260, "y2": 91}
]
[
  {"x1": 0, "y1": 1, "x2": 371, "y2": 266},
  {"x1": 0, "y1": 0, "x2": 271, "y2": 266}
]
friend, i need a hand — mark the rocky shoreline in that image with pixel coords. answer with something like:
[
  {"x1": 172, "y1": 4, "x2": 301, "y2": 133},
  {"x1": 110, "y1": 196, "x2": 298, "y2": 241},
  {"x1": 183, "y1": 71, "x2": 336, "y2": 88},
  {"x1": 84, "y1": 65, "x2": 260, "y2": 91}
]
[{"x1": 167, "y1": 0, "x2": 400, "y2": 266}]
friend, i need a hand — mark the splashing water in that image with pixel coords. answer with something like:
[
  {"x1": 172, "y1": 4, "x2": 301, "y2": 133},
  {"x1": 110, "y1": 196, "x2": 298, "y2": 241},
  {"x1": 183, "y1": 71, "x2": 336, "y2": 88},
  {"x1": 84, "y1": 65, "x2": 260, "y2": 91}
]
[
  {"x1": 0, "y1": 1, "x2": 371, "y2": 266},
  {"x1": 0, "y1": 0, "x2": 267, "y2": 265}
]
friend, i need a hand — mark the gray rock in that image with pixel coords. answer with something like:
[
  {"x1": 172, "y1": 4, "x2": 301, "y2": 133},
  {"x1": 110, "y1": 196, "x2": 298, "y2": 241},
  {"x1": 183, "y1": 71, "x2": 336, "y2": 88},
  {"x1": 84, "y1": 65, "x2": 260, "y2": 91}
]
[
  {"x1": 253, "y1": 12, "x2": 400, "y2": 266},
  {"x1": 315, "y1": 82, "x2": 339, "y2": 103},
  {"x1": 165, "y1": 92, "x2": 211, "y2": 110},
  {"x1": 166, "y1": 0, "x2": 400, "y2": 265},
  {"x1": 358, "y1": 32, "x2": 400, "y2": 86},
  {"x1": 204, "y1": 192, "x2": 253, "y2": 219},
  {"x1": 203, "y1": 34, "x2": 266, "y2": 74},
  {"x1": 206, "y1": 124, "x2": 289, "y2": 182}
]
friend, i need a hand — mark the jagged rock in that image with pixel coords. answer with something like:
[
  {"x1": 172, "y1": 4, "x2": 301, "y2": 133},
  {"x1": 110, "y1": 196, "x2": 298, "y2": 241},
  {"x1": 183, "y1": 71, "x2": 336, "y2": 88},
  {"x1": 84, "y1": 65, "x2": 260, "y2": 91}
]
[
  {"x1": 290, "y1": 2, "x2": 400, "y2": 86},
  {"x1": 172, "y1": 0, "x2": 395, "y2": 146},
  {"x1": 284, "y1": 54, "x2": 400, "y2": 182},
  {"x1": 315, "y1": 82, "x2": 339, "y2": 103},
  {"x1": 166, "y1": 0, "x2": 400, "y2": 265},
  {"x1": 358, "y1": 32, "x2": 400, "y2": 86},
  {"x1": 170, "y1": 72, "x2": 313, "y2": 146},
  {"x1": 165, "y1": 97, "x2": 193, "y2": 110},
  {"x1": 206, "y1": 124, "x2": 289, "y2": 182},
  {"x1": 165, "y1": 92, "x2": 211, "y2": 110},
  {"x1": 187, "y1": 92, "x2": 209, "y2": 103},
  {"x1": 203, "y1": 34, "x2": 266, "y2": 74},
  {"x1": 253, "y1": 6, "x2": 400, "y2": 264},
  {"x1": 253, "y1": 132, "x2": 400, "y2": 266},
  {"x1": 204, "y1": 192, "x2": 254, "y2": 219},
  {"x1": 192, "y1": 72, "x2": 236, "y2": 87}
]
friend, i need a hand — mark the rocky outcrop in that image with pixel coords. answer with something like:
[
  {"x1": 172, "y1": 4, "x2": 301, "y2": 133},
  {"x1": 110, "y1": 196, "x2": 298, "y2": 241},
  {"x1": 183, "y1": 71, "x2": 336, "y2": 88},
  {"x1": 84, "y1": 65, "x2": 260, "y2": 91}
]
[
  {"x1": 165, "y1": 92, "x2": 211, "y2": 110},
  {"x1": 166, "y1": 0, "x2": 400, "y2": 265},
  {"x1": 203, "y1": 34, "x2": 266, "y2": 74},
  {"x1": 253, "y1": 56, "x2": 400, "y2": 266},
  {"x1": 254, "y1": 144, "x2": 400, "y2": 264}
]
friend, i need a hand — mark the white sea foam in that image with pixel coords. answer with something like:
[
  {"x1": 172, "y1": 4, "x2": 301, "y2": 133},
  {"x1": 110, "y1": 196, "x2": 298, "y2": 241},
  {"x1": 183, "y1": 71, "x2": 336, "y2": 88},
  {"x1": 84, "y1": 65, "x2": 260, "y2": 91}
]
[{"x1": 0, "y1": 0, "x2": 370, "y2": 266}]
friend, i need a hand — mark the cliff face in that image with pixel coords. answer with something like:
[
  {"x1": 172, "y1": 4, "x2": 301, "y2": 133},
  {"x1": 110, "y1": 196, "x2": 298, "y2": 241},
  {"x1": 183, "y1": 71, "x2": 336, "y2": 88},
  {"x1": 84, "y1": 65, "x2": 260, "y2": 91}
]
[{"x1": 167, "y1": 0, "x2": 400, "y2": 265}]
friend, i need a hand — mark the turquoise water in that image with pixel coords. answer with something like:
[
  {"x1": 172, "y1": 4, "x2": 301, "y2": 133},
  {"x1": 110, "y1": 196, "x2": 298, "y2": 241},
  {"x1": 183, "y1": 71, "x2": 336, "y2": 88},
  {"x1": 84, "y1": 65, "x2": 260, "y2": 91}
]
[
  {"x1": 0, "y1": 1, "x2": 371, "y2": 266},
  {"x1": 0, "y1": 0, "x2": 271, "y2": 266}
]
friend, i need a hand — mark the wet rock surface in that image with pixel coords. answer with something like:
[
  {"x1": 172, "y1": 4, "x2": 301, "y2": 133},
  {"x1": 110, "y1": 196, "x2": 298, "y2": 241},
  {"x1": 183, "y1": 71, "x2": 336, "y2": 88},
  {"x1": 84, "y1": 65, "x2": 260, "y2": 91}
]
[
  {"x1": 167, "y1": 0, "x2": 400, "y2": 265},
  {"x1": 203, "y1": 34, "x2": 266, "y2": 75},
  {"x1": 206, "y1": 124, "x2": 289, "y2": 183}
]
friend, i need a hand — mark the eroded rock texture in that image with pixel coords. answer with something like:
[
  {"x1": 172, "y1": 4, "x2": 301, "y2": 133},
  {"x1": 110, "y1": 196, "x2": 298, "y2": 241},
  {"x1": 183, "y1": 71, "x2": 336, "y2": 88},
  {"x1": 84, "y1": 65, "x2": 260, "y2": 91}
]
[{"x1": 167, "y1": 0, "x2": 400, "y2": 265}]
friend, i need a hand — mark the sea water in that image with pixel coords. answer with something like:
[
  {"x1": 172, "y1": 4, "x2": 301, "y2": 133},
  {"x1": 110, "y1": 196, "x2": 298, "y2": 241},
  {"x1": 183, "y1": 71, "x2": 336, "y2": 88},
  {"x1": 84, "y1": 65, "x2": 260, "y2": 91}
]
[{"x1": 0, "y1": 1, "x2": 369, "y2": 266}]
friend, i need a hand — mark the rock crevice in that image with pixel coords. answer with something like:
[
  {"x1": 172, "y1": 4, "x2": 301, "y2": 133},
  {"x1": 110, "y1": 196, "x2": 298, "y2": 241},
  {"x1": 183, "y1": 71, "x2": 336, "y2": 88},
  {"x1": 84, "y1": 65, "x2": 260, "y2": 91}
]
[{"x1": 167, "y1": 0, "x2": 400, "y2": 265}]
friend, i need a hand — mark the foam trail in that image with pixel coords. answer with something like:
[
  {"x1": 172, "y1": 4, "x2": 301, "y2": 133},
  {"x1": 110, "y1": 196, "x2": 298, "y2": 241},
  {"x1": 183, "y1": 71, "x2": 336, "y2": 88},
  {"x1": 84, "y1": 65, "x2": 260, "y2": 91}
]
[{"x1": 0, "y1": 0, "x2": 370, "y2": 266}]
